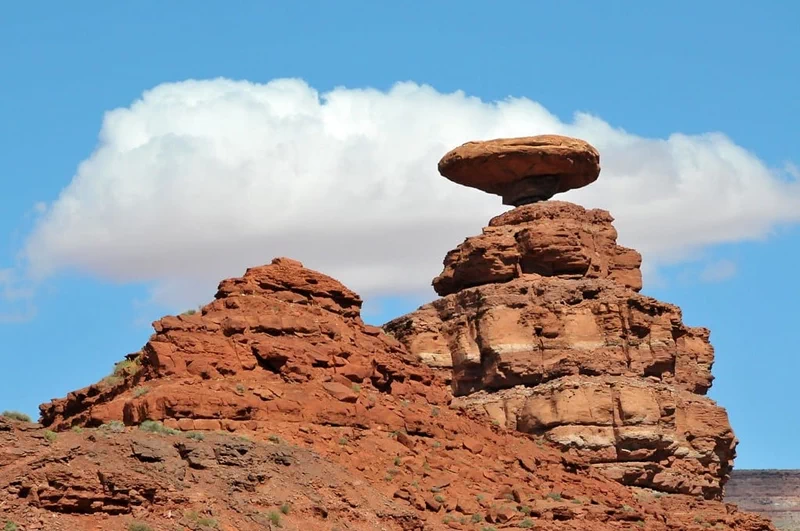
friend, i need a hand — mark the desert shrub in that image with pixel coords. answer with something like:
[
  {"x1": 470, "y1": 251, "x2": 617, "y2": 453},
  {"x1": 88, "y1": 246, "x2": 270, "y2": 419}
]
[
  {"x1": 186, "y1": 431, "x2": 205, "y2": 441},
  {"x1": 100, "y1": 357, "x2": 142, "y2": 387},
  {"x1": 280, "y1": 502, "x2": 291, "y2": 515},
  {"x1": 139, "y1": 420, "x2": 179, "y2": 435},
  {"x1": 2, "y1": 411, "x2": 31, "y2": 422},
  {"x1": 44, "y1": 430, "x2": 57, "y2": 443},
  {"x1": 133, "y1": 386, "x2": 149, "y2": 398},
  {"x1": 128, "y1": 522, "x2": 153, "y2": 531},
  {"x1": 4, "y1": 521, "x2": 19, "y2": 531},
  {"x1": 267, "y1": 511, "x2": 282, "y2": 527},
  {"x1": 100, "y1": 420, "x2": 126, "y2": 433}
]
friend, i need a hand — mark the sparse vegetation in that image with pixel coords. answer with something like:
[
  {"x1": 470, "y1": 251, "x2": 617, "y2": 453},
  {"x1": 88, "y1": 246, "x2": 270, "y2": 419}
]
[
  {"x1": 393, "y1": 456, "x2": 401, "y2": 466},
  {"x1": 434, "y1": 494, "x2": 445, "y2": 503},
  {"x1": 267, "y1": 511, "x2": 282, "y2": 527},
  {"x1": 471, "y1": 513, "x2": 483, "y2": 523},
  {"x1": 481, "y1": 526, "x2": 497, "y2": 531},
  {"x1": 185, "y1": 511, "x2": 218, "y2": 528},
  {"x1": 4, "y1": 522, "x2": 19, "y2": 531},
  {"x1": 71, "y1": 425, "x2": 84, "y2": 433},
  {"x1": 197, "y1": 517, "x2": 218, "y2": 528},
  {"x1": 186, "y1": 431, "x2": 205, "y2": 441},
  {"x1": 100, "y1": 420, "x2": 126, "y2": 433},
  {"x1": 338, "y1": 437, "x2": 349, "y2": 445},
  {"x1": 139, "y1": 420, "x2": 179, "y2": 435},
  {"x1": 280, "y1": 502, "x2": 291, "y2": 515},
  {"x1": 44, "y1": 430, "x2": 58, "y2": 443},
  {"x1": 2, "y1": 410, "x2": 31, "y2": 422},
  {"x1": 431, "y1": 406, "x2": 440, "y2": 417},
  {"x1": 546, "y1": 492, "x2": 562, "y2": 501},
  {"x1": 268, "y1": 434, "x2": 281, "y2": 443},
  {"x1": 181, "y1": 309, "x2": 197, "y2": 316},
  {"x1": 519, "y1": 505, "x2": 531, "y2": 515},
  {"x1": 520, "y1": 519, "x2": 534, "y2": 529},
  {"x1": 133, "y1": 386, "x2": 149, "y2": 398},
  {"x1": 622, "y1": 504, "x2": 634, "y2": 513},
  {"x1": 101, "y1": 357, "x2": 142, "y2": 387},
  {"x1": 128, "y1": 522, "x2": 153, "y2": 531},
  {"x1": 351, "y1": 383, "x2": 361, "y2": 393}
]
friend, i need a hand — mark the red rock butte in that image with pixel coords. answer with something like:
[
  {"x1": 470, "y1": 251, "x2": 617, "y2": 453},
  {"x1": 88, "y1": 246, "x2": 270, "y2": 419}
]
[
  {"x1": 0, "y1": 137, "x2": 776, "y2": 531},
  {"x1": 386, "y1": 134, "x2": 740, "y2": 501},
  {"x1": 438, "y1": 134, "x2": 601, "y2": 205}
]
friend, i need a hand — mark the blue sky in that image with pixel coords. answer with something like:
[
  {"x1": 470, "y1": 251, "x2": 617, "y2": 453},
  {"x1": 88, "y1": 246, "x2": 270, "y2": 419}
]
[{"x1": 1, "y1": 2, "x2": 798, "y2": 469}]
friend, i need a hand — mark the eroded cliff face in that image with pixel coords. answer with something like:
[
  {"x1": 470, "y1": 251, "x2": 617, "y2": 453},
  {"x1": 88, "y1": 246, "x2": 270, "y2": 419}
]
[
  {"x1": 20, "y1": 257, "x2": 771, "y2": 530},
  {"x1": 385, "y1": 201, "x2": 736, "y2": 500}
]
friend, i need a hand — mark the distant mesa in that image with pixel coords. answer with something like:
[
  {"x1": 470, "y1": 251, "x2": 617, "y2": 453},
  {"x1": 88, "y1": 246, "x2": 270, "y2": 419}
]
[{"x1": 437, "y1": 134, "x2": 601, "y2": 206}]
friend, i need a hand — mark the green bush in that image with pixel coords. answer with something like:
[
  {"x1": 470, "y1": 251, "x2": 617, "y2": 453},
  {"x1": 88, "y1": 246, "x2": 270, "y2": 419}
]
[
  {"x1": 280, "y1": 502, "x2": 291, "y2": 515},
  {"x1": 186, "y1": 431, "x2": 205, "y2": 441},
  {"x1": 44, "y1": 430, "x2": 58, "y2": 443},
  {"x1": 139, "y1": 420, "x2": 179, "y2": 435},
  {"x1": 2, "y1": 411, "x2": 31, "y2": 422},
  {"x1": 4, "y1": 521, "x2": 19, "y2": 531},
  {"x1": 128, "y1": 522, "x2": 153, "y2": 531},
  {"x1": 267, "y1": 511, "x2": 282, "y2": 527},
  {"x1": 133, "y1": 386, "x2": 149, "y2": 398},
  {"x1": 100, "y1": 420, "x2": 126, "y2": 433}
]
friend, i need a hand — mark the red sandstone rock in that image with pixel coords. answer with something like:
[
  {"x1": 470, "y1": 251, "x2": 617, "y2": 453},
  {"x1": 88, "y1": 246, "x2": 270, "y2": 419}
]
[
  {"x1": 385, "y1": 192, "x2": 736, "y2": 502},
  {"x1": 432, "y1": 201, "x2": 642, "y2": 296},
  {"x1": 454, "y1": 375, "x2": 736, "y2": 499},
  {"x1": 438, "y1": 135, "x2": 600, "y2": 205},
  {"x1": 12, "y1": 255, "x2": 769, "y2": 530},
  {"x1": 387, "y1": 276, "x2": 714, "y2": 397}
]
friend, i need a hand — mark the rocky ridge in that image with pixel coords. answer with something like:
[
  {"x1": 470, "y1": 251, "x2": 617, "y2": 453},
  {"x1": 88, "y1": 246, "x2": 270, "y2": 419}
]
[
  {"x1": 0, "y1": 135, "x2": 773, "y2": 530},
  {"x1": 1, "y1": 257, "x2": 772, "y2": 530},
  {"x1": 385, "y1": 135, "x2": 737, "y2": 501}
]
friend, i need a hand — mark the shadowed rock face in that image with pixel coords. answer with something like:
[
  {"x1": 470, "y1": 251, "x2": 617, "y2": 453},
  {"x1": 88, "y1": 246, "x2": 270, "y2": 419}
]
[{"x1": 386, "y1": 138, "x2": 738, "y2": 500}]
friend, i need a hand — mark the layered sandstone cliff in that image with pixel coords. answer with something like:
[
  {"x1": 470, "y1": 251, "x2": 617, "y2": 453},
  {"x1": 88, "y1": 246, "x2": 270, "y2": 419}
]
[
  {"x1": 6, "y1": 135, "x2": 770, "y2": 531},
  {"x1": 385, "y1": 135, "x2": 737, "y2": 501},
  {"x1": 18, "y1": 256, "x2": 772, "y2": 530}
]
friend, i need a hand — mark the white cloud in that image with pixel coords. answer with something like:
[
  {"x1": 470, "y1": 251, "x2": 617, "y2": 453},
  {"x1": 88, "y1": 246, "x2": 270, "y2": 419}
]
[
  {"x1": 20, "y1": 78, "x2": 800, "y2": 309},
  {"x1": 699, "y1": 259, "x2": 738, "y2": 283}
]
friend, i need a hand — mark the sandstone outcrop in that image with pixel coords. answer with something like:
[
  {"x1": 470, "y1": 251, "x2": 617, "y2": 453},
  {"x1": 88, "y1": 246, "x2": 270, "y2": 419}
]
[
  {"x1": 438, "y1": 135, "x2": 601, "y2": 205},
  {"x1": 10, "y1": 257, "x2": 769, "y2": 530},
  {"x1": 4, "y1": 133, "x2": 770, "y2": 530},
  {"x1": 432, "y1": 202, "x2": 643, "y2": 296},
  {"x1": 385, "y1": 134, "x2": 738, "y2": 501},
  {"x1": 16, "y1": 255, "x2": 772, "y2": 530}
]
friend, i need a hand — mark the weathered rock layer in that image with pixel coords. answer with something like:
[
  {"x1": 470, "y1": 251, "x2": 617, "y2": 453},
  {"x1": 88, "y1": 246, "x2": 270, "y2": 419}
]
[
  {"x1": 22, "y1": 256, "x2": 769, "y2": 530},
  {"x1": 385, "y1": 197, "x2": 736, "y2": 500}
]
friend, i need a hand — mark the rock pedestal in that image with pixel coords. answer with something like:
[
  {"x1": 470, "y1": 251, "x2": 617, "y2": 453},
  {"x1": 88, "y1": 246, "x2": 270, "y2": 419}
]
[
  {"x1": 438, "y1": 135, "x2": 600, "y2": 205},
  {"x1": 385, "y1": 135, "x2": 738, "y2": 500}
]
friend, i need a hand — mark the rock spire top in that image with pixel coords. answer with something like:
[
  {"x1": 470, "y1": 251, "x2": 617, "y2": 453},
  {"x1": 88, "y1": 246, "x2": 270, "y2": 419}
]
[{"x1": 438, "y1": 134, "x2": 600, "y2": 205}]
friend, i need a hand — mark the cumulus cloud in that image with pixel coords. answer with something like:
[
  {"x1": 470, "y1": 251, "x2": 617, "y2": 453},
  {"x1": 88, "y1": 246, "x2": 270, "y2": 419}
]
[{"x1": 21, "y1": 78, "x2": 800, "y2": 308}]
